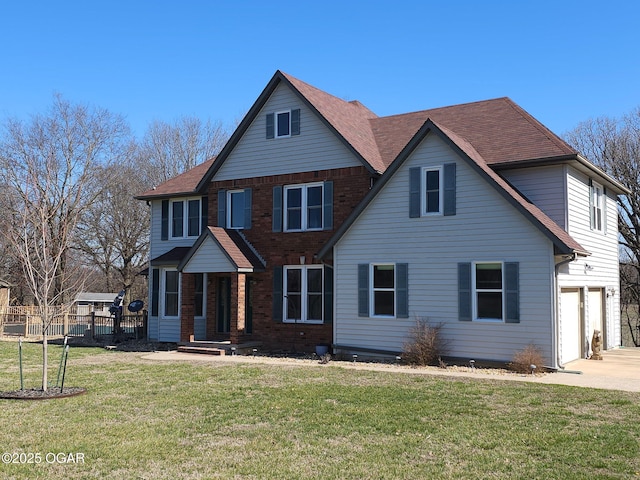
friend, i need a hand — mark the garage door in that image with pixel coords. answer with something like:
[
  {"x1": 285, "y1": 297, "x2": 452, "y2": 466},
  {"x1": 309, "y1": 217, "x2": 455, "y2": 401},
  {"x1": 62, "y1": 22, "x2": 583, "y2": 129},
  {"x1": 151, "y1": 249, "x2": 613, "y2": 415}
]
[
  {"x1": 587, "y1": 288, "x2": 604, "y2": 353},
  {"x1": 560, "y1": 289, "x2": 581, "y2": 364}
]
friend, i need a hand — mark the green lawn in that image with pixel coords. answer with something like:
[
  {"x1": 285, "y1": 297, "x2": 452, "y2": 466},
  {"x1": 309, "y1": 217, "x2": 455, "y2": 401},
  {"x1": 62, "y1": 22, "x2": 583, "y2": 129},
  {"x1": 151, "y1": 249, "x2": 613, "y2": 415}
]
[{"x1": 0, "y1": 341, "x2": 639, "y2": 479}]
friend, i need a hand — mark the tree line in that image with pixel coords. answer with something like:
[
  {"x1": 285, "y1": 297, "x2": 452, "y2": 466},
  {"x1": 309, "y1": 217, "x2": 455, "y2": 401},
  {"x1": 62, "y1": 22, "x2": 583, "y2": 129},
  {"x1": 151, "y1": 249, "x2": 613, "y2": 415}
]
[{"x1": 0, "y1": 94, "x2": 231, "y2": 311}]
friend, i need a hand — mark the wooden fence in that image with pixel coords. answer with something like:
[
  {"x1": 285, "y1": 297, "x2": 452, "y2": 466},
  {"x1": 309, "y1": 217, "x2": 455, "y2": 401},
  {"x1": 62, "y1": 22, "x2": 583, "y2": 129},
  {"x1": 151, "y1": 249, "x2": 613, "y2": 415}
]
[{"x1": 0, "y1": 307, "x2": 147, "y2": 340}]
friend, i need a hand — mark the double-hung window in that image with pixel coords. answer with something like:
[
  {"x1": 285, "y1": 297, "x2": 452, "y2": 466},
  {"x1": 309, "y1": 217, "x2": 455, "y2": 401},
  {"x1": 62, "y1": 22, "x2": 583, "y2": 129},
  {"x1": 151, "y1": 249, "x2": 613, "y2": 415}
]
[
  {"x1": 227, "y1": 190, "x2": 246, "y2": 229},
  {"x1": 283, "y1": 266, "x2": 323, "y2": 323},
  {"x1": 372, "y1": 264, "x2": 395, "y2": 317},
  {"x1": 357, "y1": 263, "x2": 409, "y2": 318},
  {"x1": 266, "y1": 109, "x2": 300, "y2": 139},
  {"x1": 590, "y1": 181, "x2": 604, "y2": 232},
  {"x1": 458, "y1": 262, "x2": 519, "y2": 323},
  {"x1": 276, "y1": 111, "x2": 291, "y2": 138},
  {"x1": 474, "y1": 262, "x2": 503, "y2": 321},
  {"x1": 170, "y1": 198, "x2": 202, "y2": 238},
  {"x1": 163, "y1": 269, "x2": 180, "y2": 317},
  {"x1": 422, "y1": 166, "x2": 443, "y2": 215},
  {"x1": 284, "y1": 183, "x2": 323, "y2": 231}
]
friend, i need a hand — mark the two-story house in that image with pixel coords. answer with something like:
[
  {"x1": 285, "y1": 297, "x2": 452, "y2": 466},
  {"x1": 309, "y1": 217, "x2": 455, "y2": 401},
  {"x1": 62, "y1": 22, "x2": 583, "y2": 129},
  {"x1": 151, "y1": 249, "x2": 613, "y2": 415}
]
[
  {"x1": 138, "y1": 70, "x2": 626, "y2": 368},
  {"x1": 136, "y1": 70, "x2": 387, "y2": 351}
]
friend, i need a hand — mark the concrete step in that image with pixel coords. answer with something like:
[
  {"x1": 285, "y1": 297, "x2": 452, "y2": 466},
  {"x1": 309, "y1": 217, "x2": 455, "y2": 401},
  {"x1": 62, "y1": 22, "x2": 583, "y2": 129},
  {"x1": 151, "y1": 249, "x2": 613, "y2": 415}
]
[{"x1": 177, "y1": 345, "x2": 226, "y2": 355}]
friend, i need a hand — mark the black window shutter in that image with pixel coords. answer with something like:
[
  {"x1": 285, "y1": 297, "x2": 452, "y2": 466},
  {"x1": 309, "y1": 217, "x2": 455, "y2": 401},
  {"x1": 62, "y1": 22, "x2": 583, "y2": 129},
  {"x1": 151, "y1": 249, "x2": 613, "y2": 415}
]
[
  {"x1": 201, "y1": 196, "x2": 208, "y2": 232},
  {"x1": 443, "y1": 163, "x2": 456, "y2": 216},
  {"x1": 358, "y1": 264, "x2": 369, "y2": 317},
  {"x1": 323, "y1": 181, "x2": 333, "y2": 230},
  {"x1": 217, "y1": 189, "x2": 226, "y2": 227},
  {"x1": 151, "y1": 268, "x2": 160, "y2": 317},
  {"x1": 291, "y1": 109, "x2": 300, "y2": 135},
  {"x1": 161, "y1": 200, "x2": 169, "y2": 241},
  {"x1": 273, "y1": 266, "x2": 283, "y2": 322},
  {"x1": 505, "y1": 262, "x2": 520, "y2": 323},
  {"x1": 272, "y1": 186, "x2": 283, "y2": 232},
  {"x1": 458, "y1": 263, "x2": 472, "y2": 321},
  {"x1": 266, "y1": 113, "x2": 275, "y2": 139},
  {"x1": 396, "y1": 263, "x2": 409, "y2": 318},
  {"x1": 244, "y1": 188, "x2": 252, "y2": 230},
  {"x1": 324, "y1": 265, "x2": 333, "y2": 324},
  {"x1": 409, "y1": 167, "x2": 421, "y2": 218}
]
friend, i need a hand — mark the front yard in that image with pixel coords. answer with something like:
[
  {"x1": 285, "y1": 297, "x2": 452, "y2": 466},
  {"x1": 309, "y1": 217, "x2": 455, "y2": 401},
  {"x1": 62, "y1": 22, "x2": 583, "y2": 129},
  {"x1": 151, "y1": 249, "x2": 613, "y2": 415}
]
[{"x1": 0, "y1": 341, "x2": 638, "y2": 479}]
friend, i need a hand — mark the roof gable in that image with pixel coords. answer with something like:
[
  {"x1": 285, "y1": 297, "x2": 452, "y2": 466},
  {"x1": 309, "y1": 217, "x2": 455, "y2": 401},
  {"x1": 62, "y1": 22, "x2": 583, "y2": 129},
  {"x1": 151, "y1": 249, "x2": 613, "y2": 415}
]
[
  {"x1": 195, "y1": 71, "x2": 385, "y2": 190},
  {"x1": 179, "y1": 227, "x2": 265, "y2": 273},
  {"x1": 318, "y1": 119, "x2": 589, "y2": 259}
]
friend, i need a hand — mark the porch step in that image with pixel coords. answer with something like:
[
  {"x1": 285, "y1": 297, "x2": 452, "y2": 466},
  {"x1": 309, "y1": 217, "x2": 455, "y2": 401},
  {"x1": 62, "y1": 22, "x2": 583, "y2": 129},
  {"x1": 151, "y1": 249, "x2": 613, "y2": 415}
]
[{"x1": 177, "y1": 345, "x2": 226, "y2": 356}]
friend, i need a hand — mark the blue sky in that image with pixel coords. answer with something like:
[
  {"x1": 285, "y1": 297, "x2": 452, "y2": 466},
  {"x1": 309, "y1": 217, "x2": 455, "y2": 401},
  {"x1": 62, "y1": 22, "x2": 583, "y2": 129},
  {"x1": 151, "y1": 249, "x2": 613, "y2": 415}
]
[{"x1": 1, "y1": 0, "x2": 638, "y2": 139}]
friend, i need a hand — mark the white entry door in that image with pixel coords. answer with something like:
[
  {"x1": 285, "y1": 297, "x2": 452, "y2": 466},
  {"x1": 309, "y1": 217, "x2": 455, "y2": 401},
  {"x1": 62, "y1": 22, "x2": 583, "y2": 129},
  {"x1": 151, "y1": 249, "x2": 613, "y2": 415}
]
[{"x1": 560, "y1": 289, "x2": 581, "y2": 364}]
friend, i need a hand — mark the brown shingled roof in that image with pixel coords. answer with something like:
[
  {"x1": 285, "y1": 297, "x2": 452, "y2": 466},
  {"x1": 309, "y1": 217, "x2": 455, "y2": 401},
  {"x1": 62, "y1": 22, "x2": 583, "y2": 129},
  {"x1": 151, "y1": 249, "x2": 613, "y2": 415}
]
[
  {"x1": 281, "y1": 72, "x2": 386, "y2": 173},
  {"x1": 371, "y1": 97, "x2": 578, "y2": 168},
  {"x1": 136, "y1": 157, "x2": 216, "y2": 199},
  {"x1": 178, "y1": 227, "x2": 265, "y2": 273}
]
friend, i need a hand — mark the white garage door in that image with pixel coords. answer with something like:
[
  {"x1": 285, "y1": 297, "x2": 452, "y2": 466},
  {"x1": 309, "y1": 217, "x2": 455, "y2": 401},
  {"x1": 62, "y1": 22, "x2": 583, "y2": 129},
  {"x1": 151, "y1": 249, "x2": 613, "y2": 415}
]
[
  {"x1": 560, "y1": 289, "x2": 581, "y2": 364},
  {"x1": 587, "y1": 288, "x2": 604, "y2": 353}
]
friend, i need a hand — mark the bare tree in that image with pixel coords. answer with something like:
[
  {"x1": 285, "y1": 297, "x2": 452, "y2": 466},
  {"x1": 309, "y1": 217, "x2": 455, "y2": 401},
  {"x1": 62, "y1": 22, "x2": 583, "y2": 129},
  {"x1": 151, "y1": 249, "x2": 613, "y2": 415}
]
[
  {"x1": 140, "y1": 116, "x2": 229, "y2": 186},
  {"x1": 564, "y1": 107, "x2": 640, "y2": 346},
  {"x1": 0, "y1": 95, "x2": 129, "y2": 390},
  {"x1": 74, "y1": 147, "x2": 151, "y2": 305}
]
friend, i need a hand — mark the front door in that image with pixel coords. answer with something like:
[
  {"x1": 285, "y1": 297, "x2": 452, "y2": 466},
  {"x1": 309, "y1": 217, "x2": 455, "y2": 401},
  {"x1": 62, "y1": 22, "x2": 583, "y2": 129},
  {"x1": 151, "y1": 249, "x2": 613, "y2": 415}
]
[{"x1": 217, "y1": 276, "x2": 231, "y2": 334}]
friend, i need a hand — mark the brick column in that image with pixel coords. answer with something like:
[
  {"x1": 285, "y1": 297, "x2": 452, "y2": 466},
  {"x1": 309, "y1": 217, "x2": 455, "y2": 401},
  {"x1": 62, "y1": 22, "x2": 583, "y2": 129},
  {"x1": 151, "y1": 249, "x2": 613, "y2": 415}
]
[{"x1": 229, "y1": 274, "x2": 246, "y2": 344}]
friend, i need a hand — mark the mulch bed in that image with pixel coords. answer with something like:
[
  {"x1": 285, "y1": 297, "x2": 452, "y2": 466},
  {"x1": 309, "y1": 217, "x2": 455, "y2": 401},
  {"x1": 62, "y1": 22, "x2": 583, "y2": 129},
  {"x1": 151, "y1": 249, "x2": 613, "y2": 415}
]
[{"x1": 0, "y1": 387, "x2": 86, "y2": 400}]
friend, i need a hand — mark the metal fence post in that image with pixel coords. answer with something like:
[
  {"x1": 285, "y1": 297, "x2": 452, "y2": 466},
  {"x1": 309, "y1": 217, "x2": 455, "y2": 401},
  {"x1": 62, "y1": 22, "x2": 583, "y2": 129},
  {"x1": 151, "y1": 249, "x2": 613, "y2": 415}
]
[{"x1": 91, "y1": 312, "x2": 96, "y2": 340}]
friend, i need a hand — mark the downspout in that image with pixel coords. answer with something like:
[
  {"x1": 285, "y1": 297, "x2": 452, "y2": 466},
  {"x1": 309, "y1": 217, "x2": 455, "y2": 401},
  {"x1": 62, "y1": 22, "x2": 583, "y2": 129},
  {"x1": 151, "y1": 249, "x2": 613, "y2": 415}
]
[{"x1": 553, "y1": 252, "x2": 577, "y2": 370}]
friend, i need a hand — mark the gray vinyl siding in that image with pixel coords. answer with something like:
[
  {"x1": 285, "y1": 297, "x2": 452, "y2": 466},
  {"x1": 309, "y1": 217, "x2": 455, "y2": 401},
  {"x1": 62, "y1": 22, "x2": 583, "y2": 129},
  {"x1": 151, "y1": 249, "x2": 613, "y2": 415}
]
[
  {"x1": 149, "y1": 199, "x2": 201, "y2": 259},
  {"x1": 158, "y1": 318, "x2": 181, "y2": 342},
  {"x1": 558, "y1": 167, "x2": 621, "y2": 348},
  {"x1": 334, "y1": 133, "x2": 556, "y2": 364},
  {"x1": 182, "y1": 237, "x2": 236, "y2": 273},
  {"x1": 213, "y1": 84, "x2": 361, "y2": 181},
  {"x1": 148, "y1": 316, "x2": 158, "y2": 341},
  {"x1": 500, "y1": 165, "x2": 567, "y2": 229},
  {"x1": 148, "y1": 198, "x2": 199, "y2": 343}
]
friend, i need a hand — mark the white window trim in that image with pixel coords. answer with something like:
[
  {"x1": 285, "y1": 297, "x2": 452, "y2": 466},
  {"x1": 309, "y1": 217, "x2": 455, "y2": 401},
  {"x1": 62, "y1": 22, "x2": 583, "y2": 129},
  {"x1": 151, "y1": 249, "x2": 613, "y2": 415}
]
[
  {"x1": 226, "y1": 190, "x2": 245, "y2": 230},
  {"x1": 275, "y1": 110, "x2": 292, "y2": 138},
  {"x1": 283, "y1": 182, "x2": 324, "y2": 232},
  {"x1": 472, "y1": 261, "x2": 504, "y2": 322},
  {"x1": 370, "y1": 263, "x2": 396, "y2": 318},
  {"x1": 592, "y1": 181, "x2": 604, "y2": 232},
  {"x1": 169, "y1": 197, "x2": 202, "y2": 239},
  {"x1": 161, "y1": 268, "x2": 181, "y2": 319},
  {"x1": 421, "y1": 166, "x2": 443, "y2": 216},
  {"x1": 283, "y1": 265, "x2": 323, "y2": 324}
]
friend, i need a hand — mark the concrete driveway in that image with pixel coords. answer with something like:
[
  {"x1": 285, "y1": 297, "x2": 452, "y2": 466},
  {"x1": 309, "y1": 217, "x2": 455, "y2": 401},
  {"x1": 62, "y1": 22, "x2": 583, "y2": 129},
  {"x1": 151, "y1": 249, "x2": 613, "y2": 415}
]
[{"x1": 542, "y1": 347, "x2": 640, "y2": 392}]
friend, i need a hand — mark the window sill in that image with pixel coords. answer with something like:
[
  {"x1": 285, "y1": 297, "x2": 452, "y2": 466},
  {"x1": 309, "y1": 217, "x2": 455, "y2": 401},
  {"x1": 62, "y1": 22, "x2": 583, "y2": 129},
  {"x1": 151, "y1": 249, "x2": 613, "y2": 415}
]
[{"x1": 283, "y1": 320, "x2": 323, "y2": 325}]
